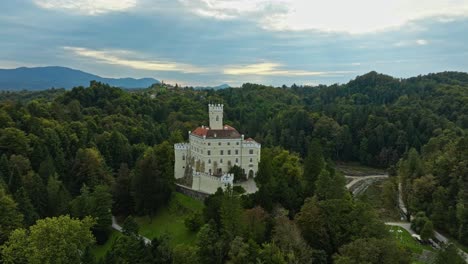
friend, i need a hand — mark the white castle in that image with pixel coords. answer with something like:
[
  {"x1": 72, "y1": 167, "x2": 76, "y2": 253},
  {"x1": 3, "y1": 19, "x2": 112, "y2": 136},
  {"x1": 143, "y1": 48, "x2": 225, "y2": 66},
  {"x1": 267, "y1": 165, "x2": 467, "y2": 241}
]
[{"x1": 174, "y1": 104, "x2": 261, "y2": 193}]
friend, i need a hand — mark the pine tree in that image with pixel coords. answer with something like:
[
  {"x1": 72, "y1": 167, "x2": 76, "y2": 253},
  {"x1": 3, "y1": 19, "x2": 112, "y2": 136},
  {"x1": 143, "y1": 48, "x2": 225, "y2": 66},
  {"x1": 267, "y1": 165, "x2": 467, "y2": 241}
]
[{"x1": 303, "y1": 139, "x2": 325, "y2": 197}]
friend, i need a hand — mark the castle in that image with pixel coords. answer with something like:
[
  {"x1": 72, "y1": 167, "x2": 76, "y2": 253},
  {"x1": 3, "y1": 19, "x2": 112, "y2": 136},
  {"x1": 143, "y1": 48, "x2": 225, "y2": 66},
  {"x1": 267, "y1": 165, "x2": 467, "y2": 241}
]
[{"x1": 174, "y1": 104, "x2": 261, "y2": 193}]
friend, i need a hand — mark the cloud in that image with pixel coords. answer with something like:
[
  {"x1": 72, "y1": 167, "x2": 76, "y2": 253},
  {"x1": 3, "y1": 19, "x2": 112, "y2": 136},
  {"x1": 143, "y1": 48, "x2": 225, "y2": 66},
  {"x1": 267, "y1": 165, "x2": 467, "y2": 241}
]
[
  {"x1": 394, "y1": 39, "x2": 429, "y2": 47},
  {"x1": 33, "y1": 0, "x2": 137, "y2": 15},
  {"x1": 180, "y1": 0, "x2": 468, "y2": 34},
  {"x1": 64, "y1": 46, "x2": 207, "y2": 73},
  {"x1": 224, "y1": 62, "x2": 352, "y2": 76}
]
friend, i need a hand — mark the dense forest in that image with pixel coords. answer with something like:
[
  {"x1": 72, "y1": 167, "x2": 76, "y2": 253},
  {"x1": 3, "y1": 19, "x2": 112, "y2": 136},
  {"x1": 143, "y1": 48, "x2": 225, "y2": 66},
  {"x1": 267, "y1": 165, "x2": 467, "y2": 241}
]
[{"x1": 0, "y1": 71, "x2": 467, "y2": 263}]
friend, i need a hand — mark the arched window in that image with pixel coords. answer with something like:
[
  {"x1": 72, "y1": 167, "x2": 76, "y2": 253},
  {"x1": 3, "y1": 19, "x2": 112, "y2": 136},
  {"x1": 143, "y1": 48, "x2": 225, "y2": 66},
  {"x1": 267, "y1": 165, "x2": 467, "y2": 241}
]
[
  {"x1": 216, "y1": 115, "x2": 219, "y2": 121},
  {"x1": 182, "y1": 155, "x2": 185, "y2": 160},
  {"x1": 208, "y1": 159, "x2": 211, "y2": 164}
]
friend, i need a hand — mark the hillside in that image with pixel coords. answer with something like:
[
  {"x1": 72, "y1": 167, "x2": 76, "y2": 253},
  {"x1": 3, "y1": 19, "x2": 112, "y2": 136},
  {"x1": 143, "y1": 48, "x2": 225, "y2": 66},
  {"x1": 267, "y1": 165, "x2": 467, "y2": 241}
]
[{"x1": 0, "y1": 66, "x2": 159, "y2": 90}]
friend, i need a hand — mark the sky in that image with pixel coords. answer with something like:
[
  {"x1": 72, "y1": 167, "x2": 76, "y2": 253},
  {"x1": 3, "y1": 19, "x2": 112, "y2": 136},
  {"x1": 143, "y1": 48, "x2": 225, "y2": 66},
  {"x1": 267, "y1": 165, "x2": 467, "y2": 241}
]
[{"x1": 1, "y1": 0, "x2": 468, "y2": 86}]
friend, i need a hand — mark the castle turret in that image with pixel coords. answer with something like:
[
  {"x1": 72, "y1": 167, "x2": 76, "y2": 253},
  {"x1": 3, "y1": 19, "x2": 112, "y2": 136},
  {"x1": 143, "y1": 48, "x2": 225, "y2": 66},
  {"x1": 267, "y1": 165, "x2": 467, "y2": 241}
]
[{"x1": 209, "y1": 104, "x2": 223, "y2": 130}]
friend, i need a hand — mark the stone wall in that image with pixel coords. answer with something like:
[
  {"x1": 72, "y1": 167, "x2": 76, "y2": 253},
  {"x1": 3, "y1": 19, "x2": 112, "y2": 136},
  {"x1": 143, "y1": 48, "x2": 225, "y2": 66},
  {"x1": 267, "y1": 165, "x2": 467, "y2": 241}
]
[{"x1": 175, "y1": 183, "x2": 210, "y2": 201}]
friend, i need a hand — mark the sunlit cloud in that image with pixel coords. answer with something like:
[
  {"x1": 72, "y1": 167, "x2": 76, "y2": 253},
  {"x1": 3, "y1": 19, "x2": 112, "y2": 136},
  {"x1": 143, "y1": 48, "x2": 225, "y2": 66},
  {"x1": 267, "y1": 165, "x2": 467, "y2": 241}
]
[
  {"x1": 64, "y1": 46, "x2": 207, "y2": 73},
  {"x1": 224, "y1": 62, "x2": 352, "y2": 76},
  {"x1": 394, "y1": 39, "x2": 429, "y2": 47},
  {"x1": 33, "y1": 0, "x2": 137, "y2": 15},
  {"x1": 180, "y1": 0, "x2": 468, "y2": 34}
]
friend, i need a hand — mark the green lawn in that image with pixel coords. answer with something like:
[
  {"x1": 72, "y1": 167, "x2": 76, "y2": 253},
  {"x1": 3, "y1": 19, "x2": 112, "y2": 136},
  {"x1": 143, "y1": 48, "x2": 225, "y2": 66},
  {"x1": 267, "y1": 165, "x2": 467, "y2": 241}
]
[
  {"x1": 91, "y1": 229, "x2": 121, "y2": 261},
  {"x1": 91, "y1": 193, "x2": 203, "y2": 260},
  {"x1": 357, "y1": 179, "x2": 401, "y2": 221},
  {"x1": 135, "y1": 192, "x2": 204, "y2": 246},
  {"x1": 388, "y1": 226, "x2": 433, "y2": 254}
]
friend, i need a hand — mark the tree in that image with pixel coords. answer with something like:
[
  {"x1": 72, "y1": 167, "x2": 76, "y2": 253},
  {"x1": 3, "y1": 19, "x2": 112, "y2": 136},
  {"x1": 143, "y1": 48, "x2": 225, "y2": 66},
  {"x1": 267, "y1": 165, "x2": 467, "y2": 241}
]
[
  {"x1": 420, "y1": 220, "x2": 434, "y2": 241},
  {"x1": 220, "y1": 186, "x2": 244, "y2": 240},
  {"x1": 333, "y1": 238, "x2": 411, "y2": 264},
  {"x1": 411, "y1": 212, "x2": 430, "y2": 234},
  {"x1": 197, "y1": 221, "x2": 225, "y2": 264},
  {"x1": 256, "y1": 243, "x2": 288, "y2": 264},
  {"x1": 70, "y1": 185, "x2": 113, "y2": 244},
  {"x1": 303, "y1": 139, "x2": 325, "y2": 197},
  {"x1": 229, "y1": 165, "x2": 245, "y2": 183},
  {"x1": 315, "y1": 168, "x2": 346, "y2": 200},
  {"x1": 1, "y1": 215, "x2": 95, "y2": 264},
  {"x1": 122, "y1": 215, "x2": 139, "y2": 236},
  {"x1": 434, "y1": 243, "x2": 465, "y2": 264},
  {"x1": 272, "y1": 215, "x2": 313, "y2": 264},
  {"x1": 227, "y1": 237, "x2": 259, "y2": 264},
  {"x1": 0, "y1": 127, "x2": 30, "y2": 156},
  {"x1": 69, "y1": 148, "x2": 113, "y2": 194},
  {"x1": 104, "y1": 234, "x2": 152, "y2": 264},
  {"x1": 173, "y1": 245, "x2": 199, "y2": 264},
  {"x1": 46, "y1": 174, "x2": 70, "y2": 216},
  {"x1": 14, "y1": 187, "x2": 39, "y2": 226},
  {"x1": 242, "y1": 206, "x2": 269, "y2": 244},
  {"x1": 0, "y1": 187, "x2": 23, "y2": 244},
  {"x1": 203, "y1": 188, "x2": 224, "y2": 225},
  {"x1": 132, "y1": 143, "x2": 174, "y2": 216},
  {"x1": 112, "y1": 163, "x2": 134, "y2": 216}
]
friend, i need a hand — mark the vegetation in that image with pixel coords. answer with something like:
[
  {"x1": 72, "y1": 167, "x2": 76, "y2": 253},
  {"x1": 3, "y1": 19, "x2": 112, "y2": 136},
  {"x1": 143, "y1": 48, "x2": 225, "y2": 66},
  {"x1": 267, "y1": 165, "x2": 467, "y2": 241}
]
[{"x1": 0, "y1": 71, "x2": 467, "y2": 263}]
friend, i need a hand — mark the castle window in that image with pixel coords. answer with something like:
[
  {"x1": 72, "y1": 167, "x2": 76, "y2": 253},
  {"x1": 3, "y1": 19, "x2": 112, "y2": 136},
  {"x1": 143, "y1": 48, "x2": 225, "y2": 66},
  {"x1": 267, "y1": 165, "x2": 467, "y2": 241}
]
[
  {"x1": 208, "y1": 150, "x2": 211, "y2": 155},
  {"x1": 208, "y1": 159, "x2": 211, "y2": 164},
  {"x1": 227, "y1": 142, "x2": 230, "y2": 145},
  {"x1": 235, "y1": 158, "x2": 238, "y2": 163},
  {"x1": 209, "y1": 169, "x2": 212, "y2": 174},
  {"x1": 249, "y1": 149, "x2": 254, "y2": 154},
  {"x1": 182, "y1": 155, "x2": 185, "y2": 160},
  {"x1": 235, "y1": 150, "x2": 238, "y2": 155},
  {"x1": 218, "y1": 142, "x2": 221, "y2": 146},
  {"x1": 228, "y1": 150, "x2": 231, "y2": 155},
  {"x1": 220, "y1": 150, "x2": 224, "y2": 155},
  {"x1": 236, "y1": 142, "x2": 239, "y2": 145},
  {"x1": 220, "y1": 159, "x2": 223, "y2": 163},
  {"x1": 208, "y1": 143, "x2": 211, "y2": 146},
  {"x1": 216, "y1": 115, "x2": 219, "y2": 121},
  {"x1": 250, "y1": 158, "x2": 253, "y2": 162}
]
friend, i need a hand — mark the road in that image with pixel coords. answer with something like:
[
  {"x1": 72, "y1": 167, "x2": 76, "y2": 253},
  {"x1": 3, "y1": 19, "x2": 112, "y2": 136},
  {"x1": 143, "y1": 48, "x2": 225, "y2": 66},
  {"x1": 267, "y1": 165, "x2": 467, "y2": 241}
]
[
  {"x1": 394, "y1": 186, "x2": 468, "y2": 263},
  {"x1": 344, "y1": 173, "x2": 468, "y2": 262},
  {"x1": 345, "y1": 174, "x2": 388, "y2": 195},
  {"x1": 111, "y1": 216, "x2": 152, "y2": 245}
]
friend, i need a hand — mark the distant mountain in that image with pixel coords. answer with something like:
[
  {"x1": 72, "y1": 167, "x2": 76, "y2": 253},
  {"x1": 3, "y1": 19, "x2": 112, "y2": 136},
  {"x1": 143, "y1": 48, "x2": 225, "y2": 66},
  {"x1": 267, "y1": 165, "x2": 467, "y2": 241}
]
[
  {"x1": 0, "y1": 66, "x2": 159, "y2": 90},
  {"x1": 194, "y1": 84, "x2": 231, "y2": 90}
]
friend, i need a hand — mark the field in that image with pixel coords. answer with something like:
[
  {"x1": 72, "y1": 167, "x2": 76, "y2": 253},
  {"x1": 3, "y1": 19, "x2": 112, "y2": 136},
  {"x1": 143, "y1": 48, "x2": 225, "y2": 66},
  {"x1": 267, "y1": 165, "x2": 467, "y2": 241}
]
[
  {"x1": 388, "y1": 226, "x2": 435, "y2": 264},
  {"x1": 91, "y1": 192, "x2": 203, "y2": 260},
  {"x1": 91, "y1": 229, "x2": 122, "y2": 260},
  {"x1": 357, "y1": 179, "x2": 401, "y2": 221},
  {"x1": 135, "y1": 192, "x2": 204, "y2": 246}
]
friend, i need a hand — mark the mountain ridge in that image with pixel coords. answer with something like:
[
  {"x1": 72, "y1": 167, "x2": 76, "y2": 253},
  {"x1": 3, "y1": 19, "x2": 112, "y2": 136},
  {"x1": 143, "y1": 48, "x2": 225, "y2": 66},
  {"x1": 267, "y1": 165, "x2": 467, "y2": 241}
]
[{"x1": 0, "y1": 66, "x2": 160, "y2": 90}]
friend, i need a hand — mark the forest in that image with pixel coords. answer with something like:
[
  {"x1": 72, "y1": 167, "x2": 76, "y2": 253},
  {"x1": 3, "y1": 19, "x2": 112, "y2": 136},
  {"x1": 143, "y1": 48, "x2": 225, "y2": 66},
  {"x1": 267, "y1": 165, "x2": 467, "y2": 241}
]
[{"x1": 0, "y1": 71, "x2": 467, "y2": 263}]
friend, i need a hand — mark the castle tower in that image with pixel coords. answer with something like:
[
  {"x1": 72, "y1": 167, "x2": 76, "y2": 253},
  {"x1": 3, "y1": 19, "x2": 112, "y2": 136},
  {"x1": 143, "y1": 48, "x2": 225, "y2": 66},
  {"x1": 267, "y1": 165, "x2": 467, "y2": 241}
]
[{"x1": 209, "y1": 104, "x2": 223, "y2": 130}]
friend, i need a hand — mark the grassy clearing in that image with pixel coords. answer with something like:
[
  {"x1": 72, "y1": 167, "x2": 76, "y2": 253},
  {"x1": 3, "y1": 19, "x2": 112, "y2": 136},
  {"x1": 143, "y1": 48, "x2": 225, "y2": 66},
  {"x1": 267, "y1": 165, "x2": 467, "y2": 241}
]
[
  {"x1": 336, "y1": 162, "x2": 386, "y2": 176},
  {"x1": 135, "y1": 192, "x2": 204, "y2": 246},
  {"x1": 357, "y1": 179, "x2": 401, "y2": 221},
  {"x1": 388, "y1": 226, "x2": 433, "y2": 254},
  {"x1": 91, "y1": 229, "x2": 121, "y2": 261}
]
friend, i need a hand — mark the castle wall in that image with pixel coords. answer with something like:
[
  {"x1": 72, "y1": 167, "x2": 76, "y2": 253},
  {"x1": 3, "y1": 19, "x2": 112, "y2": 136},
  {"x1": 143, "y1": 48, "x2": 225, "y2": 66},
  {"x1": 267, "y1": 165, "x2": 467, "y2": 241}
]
[
  {"x1": 174, "y1": 143, "x2": 189, "y2": 179},
  {"x1": 192, "y1": 173, "x2": 224, "y2": 194},
  {"x1": 188, "y1": 135, "x2": 261, "y2": 177}
]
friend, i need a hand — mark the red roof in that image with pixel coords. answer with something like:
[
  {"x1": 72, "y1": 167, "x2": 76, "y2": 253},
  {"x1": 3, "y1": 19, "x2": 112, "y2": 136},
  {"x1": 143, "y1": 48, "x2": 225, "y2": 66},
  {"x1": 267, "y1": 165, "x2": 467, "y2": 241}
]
[
  {"x1": 192, "y1": 126, "x2": 209, "y2": 137},
  {"x1": 191, "y1": 125, "x2": 241, "y2": 139},
  {"x1": 245, "y1": 137, "x2": 254, "y2": 141}
]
